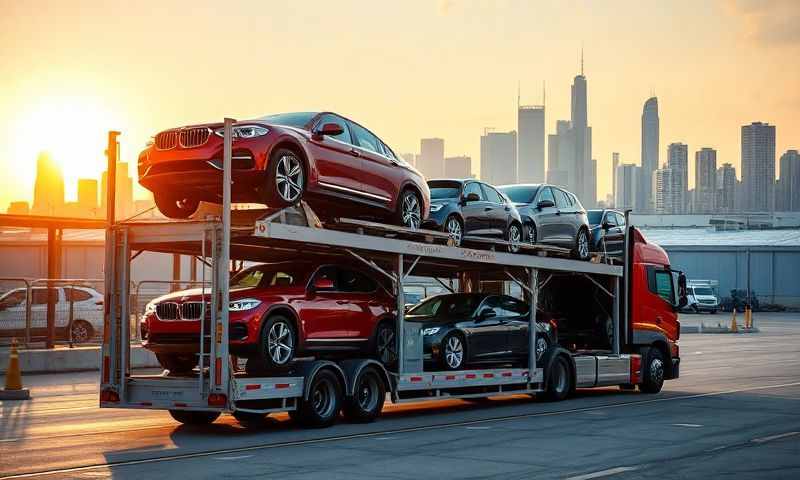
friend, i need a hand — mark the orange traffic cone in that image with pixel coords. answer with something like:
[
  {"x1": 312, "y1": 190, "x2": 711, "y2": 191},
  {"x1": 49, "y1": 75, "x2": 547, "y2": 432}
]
[
  {"x1": 730, "y1": 309, "x2": 738, "y2": 333},
  {"x1": 1, "y1": 338, "x2": 30, "y2": 400}
]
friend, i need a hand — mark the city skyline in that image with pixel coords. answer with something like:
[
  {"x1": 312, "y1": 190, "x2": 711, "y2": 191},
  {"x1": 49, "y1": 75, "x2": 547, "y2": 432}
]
[{"x1": 1, "y1": 1, "x2": 798, "y2": 212}]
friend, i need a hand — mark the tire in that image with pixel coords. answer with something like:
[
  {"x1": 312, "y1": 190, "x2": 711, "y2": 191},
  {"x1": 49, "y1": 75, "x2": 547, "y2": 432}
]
[
  {"x1": 573, "y1": 228, "x2": 590, "y2": 261},
  {"x1": 266, "y1": 148, "x2": 306, "y2": 207},
  {"x1": 70, "y1": 320, "x2": 94, "y2": 343},
  {"x1": 343, "y1": 368, "x2": 386, "y2": 423},
  {"x1": 374, "y1": 322, "x2": 397, "y2": 367},
  {"x1": 395, "y1": 189, "x2": 422, "y2": 229},
  {"x1": 692, "y1": 305, "x2": 700, "y2": 314},
  {"x1": 444, "y1": 215, "x2": 463, "y2": 246},
  {"x1": 543, "y1": 355, "x2": 571, "y2": 402},
  {"x1": 153, "y1": 191, "x2": 199, "y2": 219},
  {"x1": 294, "y1": 369, "x2": 343, "y2": 428},
  {"x1": 640, "y1": 347, "x2": 665, "y2": 394},
  {"x1": 156, "y1": 353, "x2": 197, "y2": 375},
  {"x1": 440, "y1": 332, "x2": 466, "y2": 370},
  {"x1": 169, "y1": 410, "x2": 220, "y2": 425},
  {"x1": 258, "y1": 315, "x2": 296, "y2": 369},
  {"x1": 525, "y1": 223, "x2": 537, "y2": 245},
  {"x1": 507, "y1": 222, "x2": 523, "y2": 253}
]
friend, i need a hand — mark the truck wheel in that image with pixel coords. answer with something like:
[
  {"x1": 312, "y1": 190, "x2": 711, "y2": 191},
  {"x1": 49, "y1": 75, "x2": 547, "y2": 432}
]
[
  {"x1": 640, "y1": 347, "x2": 665, "y2": 394},
  {"x1": 343, "y1": 368, "x2": 385, "y2": 423},
  {"x1": 294, "y1": 369, "x2": 342, "y2": 428},
  {"x1": 543, "y1": 355, "x2": 571, "y2": 401},
  {"x1": 169, "y1": 410, "x2": 220, "y2": 425},
  {"x1": 157, "y1": 353, "x2": 197, "y2": 375}
]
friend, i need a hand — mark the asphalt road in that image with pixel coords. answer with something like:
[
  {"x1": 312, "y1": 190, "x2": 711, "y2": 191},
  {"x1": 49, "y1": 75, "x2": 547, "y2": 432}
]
[{"x1": 2, "y1": 312, "x2": 799, "y2": 479}]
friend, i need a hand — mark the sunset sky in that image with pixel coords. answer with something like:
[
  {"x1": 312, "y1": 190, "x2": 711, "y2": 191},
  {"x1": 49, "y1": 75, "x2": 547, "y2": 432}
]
[{"x1": 1, "y1": 0, "x2": 798, "y2": 211}]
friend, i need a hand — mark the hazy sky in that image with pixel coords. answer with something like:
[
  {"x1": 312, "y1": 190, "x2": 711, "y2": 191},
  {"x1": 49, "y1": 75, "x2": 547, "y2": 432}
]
[{"x1": 1, "y1": 0, "x2": 798, "y2": 210}]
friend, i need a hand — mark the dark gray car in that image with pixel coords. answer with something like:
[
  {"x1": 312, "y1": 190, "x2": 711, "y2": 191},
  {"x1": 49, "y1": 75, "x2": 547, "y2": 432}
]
[
  {"x1": 498, "y1": 184, "x2": 591, "y2": 260},
  {"x1": 587, "y1": 209, "x2": 626, "y2": 259}
]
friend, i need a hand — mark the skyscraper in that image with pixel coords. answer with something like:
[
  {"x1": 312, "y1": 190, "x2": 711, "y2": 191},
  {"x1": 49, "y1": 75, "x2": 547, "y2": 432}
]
[
  {"x1": 778, "y1": 150, "x2": 800, "y2": 211},
  {"x1": 418, "y1": 138, "x2": 445, "y2": 179},
  {"x1": 517, "y1": 105, "x2": 545, "y2": 183},
  {"x1": 653, "y1": 167, "x2": 676, "y2": 214},
  {"x1": 611, "y1": 152, "x2": 620, "y2": 203},
  {"x1": 101, "y1": 162, "x2": 134, "y2": 220},
  {"x1": 667, "y1": 143, "x2": 688, "y2": 213},
  {"x1": 77, "y1": 178, "x2": 98, "y2": 212},
  {"x1": 480, "y1": 130, "x2": 517, "y2": 185},
  {"x1": 569, "y1": 67, "x2": 593, "y2": 206},
  {"x1": 32, "y1": 151, "x2": 65, "y2": 216},
  {"x1": 694, "y1": 148, "x2": 717, "y2": 213},
  {"x1": 547, "y1": 120, "x2": 572, "y2": 187},
  {"x1": 444, "y1": 155, "x2": 472, "y2": 178},
  {"x1": 640, "y1": 97, "x2": 660, "y2": 212},
  {"x1": 741, "y1": 122, "x2": 776, "y2": 212},
  {"x1": 615, "y1": 163, "x2": 639, "y2": 210},
  {"x1": 716, "y1": 163, "x2": 736, "y2": 213}
]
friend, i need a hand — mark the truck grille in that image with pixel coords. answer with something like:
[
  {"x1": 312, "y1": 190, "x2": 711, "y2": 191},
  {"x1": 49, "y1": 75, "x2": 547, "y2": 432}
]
[
  {"x1": 179, "y1": 128, "x2": 211, "y2": 148},
  {"x1": 155, "y1": 302, "x2": 179, "y2": 320},
  {"x1": 179, "y1": 302, "x2": 205, "y2": 320},
  {"x1": 155, "y1": 131, "x2": 178, "y2": 150}
]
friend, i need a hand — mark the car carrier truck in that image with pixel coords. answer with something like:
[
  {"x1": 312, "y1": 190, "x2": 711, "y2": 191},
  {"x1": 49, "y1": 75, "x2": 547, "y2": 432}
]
[{"x1": 99, "y1": 119, "x2": 686, "y2": 426}]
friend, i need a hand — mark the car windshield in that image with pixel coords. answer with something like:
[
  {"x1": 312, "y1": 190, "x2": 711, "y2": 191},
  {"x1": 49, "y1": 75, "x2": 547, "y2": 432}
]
[
  {"x1": 407, "y1": 294, "x2": 482, "y2": 318},
  {"x1": 693, "y1": 287, "x2": 714, "y2": 296},
  {"x1": 498, "y1": 185, "x2": 539, "y2": 204},
  {"x1": 428, "y1": 181, "x2": 462, "y2": 200},
  {"x1": 230, "y1": 264, "x2": 306, "y2": 288},
  {"x1": 587, "y1": 210, "x2": 604, "y2": 225},
  {"x1": 258, "y1": 112, "x2": 318, "y2": 128}
]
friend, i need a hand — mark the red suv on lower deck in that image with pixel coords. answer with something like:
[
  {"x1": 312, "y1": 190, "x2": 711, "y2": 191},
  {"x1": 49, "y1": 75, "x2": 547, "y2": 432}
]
[
  {"x1": 138, "y1": 111, "x2": 429, "y2": 228},
  {"x1": 140, "y1": 260, "x2": 398, "y2": 374}
]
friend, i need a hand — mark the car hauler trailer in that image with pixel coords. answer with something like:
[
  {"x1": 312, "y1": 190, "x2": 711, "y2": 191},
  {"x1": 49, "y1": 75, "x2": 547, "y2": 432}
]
[{"x1": 100, "y1": 120, "x2": 684, "y2": 426}]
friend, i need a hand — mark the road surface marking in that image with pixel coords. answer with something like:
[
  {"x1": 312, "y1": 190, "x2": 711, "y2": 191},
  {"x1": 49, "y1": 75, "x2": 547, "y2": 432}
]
[
  {"x1": 465, "y1": 426, "x2": 491, "y2": 430},
  {"x1": 672, "y1": 423, "x2": 703, "y2": 428},
  {"x1": 751, "y1": 431, "x2": 799, "y2": 444},
  {"x1": 3, "y1": 380, "x2": 800, "y2": 480},
  {"x1": 213, "y1": 455, "x2": 253, "y2": 461},
  {"x1": 565, "y1": 466, "x2": 639, "y2": 480}
]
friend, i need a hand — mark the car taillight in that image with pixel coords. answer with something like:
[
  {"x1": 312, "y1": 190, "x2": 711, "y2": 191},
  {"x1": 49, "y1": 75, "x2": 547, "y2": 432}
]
[
  {"x1": 100, "y1": 388, "x2": 120, "y2": 403},
  {"x1": 208, "y1": 393, "x2": 227, "y2": 407}
]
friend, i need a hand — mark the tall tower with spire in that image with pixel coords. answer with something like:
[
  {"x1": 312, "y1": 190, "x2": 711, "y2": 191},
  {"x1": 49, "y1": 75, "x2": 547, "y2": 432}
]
[{"x1": 569, "y1": 48, "x2": 593, "y2": 206}]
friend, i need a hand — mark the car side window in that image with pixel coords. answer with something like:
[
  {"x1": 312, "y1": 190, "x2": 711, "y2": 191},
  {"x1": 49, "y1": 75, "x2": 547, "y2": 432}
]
[
  {"x1": 553, "y1": 188, "x2": 570, "y2": 209},
  {"x1": 315, "y1": 114, "x2": 352, "y2": 145},
  {"x1": 604, "y1": 212, "x2": 617, "y2": 227},
  {"x1": 338, "y1": 269, "x2": 376, "y2": 293},
  {"x1": 379, "y1": 141, "x2": 396, "y2": 160},
  {"x1": 65, "y1": 288, "x2": 92, "y2": 302},
  {"x1": 32, "y1": 288, "x2": 56, "y2": 305},
  {"x1": 482, "y1": 184, "x2": 504, "y2": 204},
  {"x1": 615, "y1": 213, "x2": 626, "y2": 227},
  {"x1": 538, "y1": 187, "x2": 556, "y2": 205},
  {"x1": 648, "y1": 267, "x2": 674, "y2": 304},
  {"x1": 463, "y1": 182, "x2": 485, "y2": 201},
  {"x1": 312, "y1": 266, "x2": 339, "y2": 291},
  {"x1": 483, "y1": 296, "x2": 528, "y2": 317},
  {"x1": 349, "y1": 121, "x2": 380, "y2": 154},
  {"x1": 1, "y1": 290, "x2": 27, "y2": 308}
]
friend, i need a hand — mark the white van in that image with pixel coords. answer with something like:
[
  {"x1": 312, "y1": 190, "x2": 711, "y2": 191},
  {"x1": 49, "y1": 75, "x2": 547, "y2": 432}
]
[{"x1": 685, "y1": 282, "x2": 719, "y2": 314}]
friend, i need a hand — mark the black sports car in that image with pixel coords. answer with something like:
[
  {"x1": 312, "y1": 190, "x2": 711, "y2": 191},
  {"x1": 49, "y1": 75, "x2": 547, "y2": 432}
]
[
  {"x1": 498, "y1": 183, "x2": 591, "y2": 260},
  {"x1": 423, "y1": 179, "x2": 524, "y2": 252},
  {"x1": 405, "y1": 293, "x2": 558, "y2": 370}
]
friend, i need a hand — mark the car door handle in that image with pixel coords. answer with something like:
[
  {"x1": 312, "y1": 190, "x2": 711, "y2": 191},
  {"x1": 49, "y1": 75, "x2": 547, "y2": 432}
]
[{"x1": 349, "y1": 149, "x2": 361, "y2": 157}]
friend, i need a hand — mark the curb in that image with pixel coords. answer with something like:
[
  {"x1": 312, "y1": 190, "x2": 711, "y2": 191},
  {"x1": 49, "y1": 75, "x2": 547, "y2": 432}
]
[
  {"x1": 680, "y1": 325, "x2": 760, "y2": 334},
  {"x1": 0, "y1": 345, "x2": 160, "y2": 375}
]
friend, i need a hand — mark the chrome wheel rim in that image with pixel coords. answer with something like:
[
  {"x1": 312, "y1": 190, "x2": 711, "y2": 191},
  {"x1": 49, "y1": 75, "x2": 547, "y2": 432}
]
[
  {"x1": 357, "y1": 374, "x2": 379, "y2": 411},
  {"x1": 535, "y1": 337, "x2": 547, "y2": 361},
  {"x1": 445, "y1": 336, "x2": 464, "y2": 369},
  {"x1": 312, "y1": 378, "x2": 335, "y2": 417},
  {"x1": 509, "y1": 224, "x2": 522, "y2": 252},
  {"x1": 267, "y1": 321, "x2": 293, "y2": 365},
  {"x1": 401, "y1": 193, "x2": 421, "y2": 229},
  {"x1": 526, "y1": 225, "x2": 536, "y2": 245},
  {"x1": 72, "y1": 323, "x2": 89, "y2": 343},
  {"x1": 275, "y1": 154, "x2": 304, "y2": 203},
  {"x1": 377, "y1": 326, "x2": 396, "y2": 364},
  {"x1": 650, "y1": 358, "x2": 664, "y2": 384},
  {"x1": 446, "y1": 217, "x2": 462, "y2": 245},
  {"x1": 578, "y1": 231, "x2": 589, "y2": 258}
]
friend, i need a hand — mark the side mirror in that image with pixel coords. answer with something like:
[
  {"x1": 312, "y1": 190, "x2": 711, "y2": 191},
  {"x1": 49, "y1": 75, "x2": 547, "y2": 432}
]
[
  {"x1": 477, "y1": 307, "x2": 496, "y2": 320},
  {"x1": 313, "y1": 122, "x2": 344, "y2": 140},
  {"x1": 311, "y1": 277, "x2": 335, "y2": 292},
  {"x1": 537, "y1": 199, "x2": 555, "y2": 210},
  {"x1": 463, "y1": 192, "x2": 480, "y2": 203},
  {"x1": 671, "y1": 271, "x2": 688, "y2": 309},
  {"x1": 602, "y1": 221, "x2": 612, "y2": 230}
]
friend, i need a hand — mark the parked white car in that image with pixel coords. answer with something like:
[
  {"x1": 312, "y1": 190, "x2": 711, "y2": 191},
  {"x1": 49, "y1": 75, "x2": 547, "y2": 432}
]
[{"x1": 0, "y1": 286, "x2": 104, "y2": 343}]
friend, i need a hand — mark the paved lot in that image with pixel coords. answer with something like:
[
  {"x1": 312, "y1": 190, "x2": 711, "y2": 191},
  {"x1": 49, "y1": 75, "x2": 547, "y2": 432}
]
[{"x1": 2, "y1": 313, "x2": 799, "y2": 479}]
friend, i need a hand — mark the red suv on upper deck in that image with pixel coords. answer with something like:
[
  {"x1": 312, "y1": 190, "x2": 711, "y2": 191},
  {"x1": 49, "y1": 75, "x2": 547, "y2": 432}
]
[
  {"x1": 140, "y1": 260, "x2": 398, "y2": 374},
  {"x1": 138, "y1": 112, "x2": 429, "y2": 228}
]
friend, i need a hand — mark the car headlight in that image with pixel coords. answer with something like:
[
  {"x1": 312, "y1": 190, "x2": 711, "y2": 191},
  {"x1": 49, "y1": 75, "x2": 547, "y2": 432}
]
[
  {"x1": 229, "y1": 299, "x2": 262, "y2": 311},
  {"x1": 422, "y1": 327, "x2": 441, "y2": 336},
  {"x1": 144, "y1": 302, "x2": 156, "y2": 315},
  {"x1": 214, "y1": 125, "x2": 269, "y2": 139},
  {"x1": 430, "y1": 204, "x2": 444, "y2": 213}
]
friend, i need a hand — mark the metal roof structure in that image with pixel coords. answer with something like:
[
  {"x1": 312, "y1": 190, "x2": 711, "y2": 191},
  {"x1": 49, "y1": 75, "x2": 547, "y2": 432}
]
[{"x1": 640, "y1": 228, "x2": 800, "y2": 248}]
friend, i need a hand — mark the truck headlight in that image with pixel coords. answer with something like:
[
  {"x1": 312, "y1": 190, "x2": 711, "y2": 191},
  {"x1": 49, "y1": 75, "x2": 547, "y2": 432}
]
[
  {"x1": 229, "y1": 299, "x2": 262, "y2": 311},
  {"x1": 423, "y1": 327, "x2": 440, "y2": 336}
]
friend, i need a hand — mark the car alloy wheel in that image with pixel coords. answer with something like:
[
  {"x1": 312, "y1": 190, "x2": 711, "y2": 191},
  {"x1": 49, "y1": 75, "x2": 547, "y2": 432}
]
[
  {"x1": 508, "y1": 224, "x2": 522, "y2": 253},
  {"x1": 376, "y1": 324, "x2": 397, "y2": 365},
  {"x1": 535, "y1": 337, "x2": 548, "y2": 361},
  {"x1": 401, "y1": 192, "x2": 421, "y2": 229},
  {"x1": 275, "y1": 153, "x2": 304, "y2": 203},
  {"x1": 577, "y1": 229, "x2": 590, "y2": 260},
  {"x1": 267, "y1": 320, "x2": 294, "y2": 365},
  {"x1": 444, "y1": 335, "x2": 464, "y2": 369},
  {"x1": 71, "y1": 321, "x2": 92, "y2": 343},
  {"x1": 526, "y1": 224, "x2": 537, "y2": 245},
  {"x1": 445, "y1": 217, "x2": 462, "y2": 246}
]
